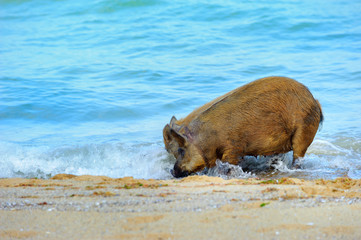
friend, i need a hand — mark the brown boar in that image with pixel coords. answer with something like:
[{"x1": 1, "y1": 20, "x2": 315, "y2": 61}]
[{"x1": 163, "y1": 76, "x2": 323, "y2": 178}]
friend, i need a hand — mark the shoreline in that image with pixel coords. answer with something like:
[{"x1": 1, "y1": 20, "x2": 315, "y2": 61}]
[{"x1": 1, "y1": 175, "x2": 361, "y2": 239}]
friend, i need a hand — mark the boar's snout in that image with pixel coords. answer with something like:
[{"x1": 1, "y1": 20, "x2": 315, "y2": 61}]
[{"x1": 171, "y1": 163, "x2": 189, "y2": 178}]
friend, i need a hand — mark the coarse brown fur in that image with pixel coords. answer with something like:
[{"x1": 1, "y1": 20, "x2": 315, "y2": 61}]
[{"x1": 163, "y1": 76, "x2": 323, "y2": 178}]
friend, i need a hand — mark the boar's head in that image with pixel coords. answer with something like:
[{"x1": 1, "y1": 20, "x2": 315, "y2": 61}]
[{"x1": 163, "y1": 117, "x2": 205, "y2": 178}]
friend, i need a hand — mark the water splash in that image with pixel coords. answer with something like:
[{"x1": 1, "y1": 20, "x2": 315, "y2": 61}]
[
  {"x1": 204, "y1": 159, "x2": 255, "y2": 179},
  {"x1": 203, "y1": 155, "x2": 293, "y2": 180}
]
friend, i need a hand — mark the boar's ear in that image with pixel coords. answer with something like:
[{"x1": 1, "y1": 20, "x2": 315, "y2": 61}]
[
  {"x1": 163, "y1": 124, "x2": 172, "y2": 142},
  {"x1": 170, "y1": 129, "x2": 186, "y2": 147},
  {"x1": 170, "y1": 116, "x2": 177, "y2": 127},
  {"x1": 171, "y1": 119, "x2": 183, "y2": 134}
]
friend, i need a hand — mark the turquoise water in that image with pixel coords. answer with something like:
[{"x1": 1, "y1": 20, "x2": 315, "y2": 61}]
[{"x1": 1, "y1": 0, "x2": 361, "y2": 179}]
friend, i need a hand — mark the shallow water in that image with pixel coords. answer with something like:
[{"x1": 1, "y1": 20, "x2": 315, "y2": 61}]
[{"x1": 1, "y1": 0, "x2": 361, "y2": 179}]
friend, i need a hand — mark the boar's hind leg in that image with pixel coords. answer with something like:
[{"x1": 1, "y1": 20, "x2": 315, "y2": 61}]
[{"x1": 291, "y1": 125, "x2": 318, "y2": 168}]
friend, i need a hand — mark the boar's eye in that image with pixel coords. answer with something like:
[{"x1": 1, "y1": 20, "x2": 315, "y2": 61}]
[{"x1": 178, "y1": 148, "x2": 185, "y2": 158}]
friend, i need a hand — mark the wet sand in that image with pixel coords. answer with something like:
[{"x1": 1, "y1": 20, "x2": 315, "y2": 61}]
[{"x1": 1, "y1": 175, "x2": 361, "y2": 239}]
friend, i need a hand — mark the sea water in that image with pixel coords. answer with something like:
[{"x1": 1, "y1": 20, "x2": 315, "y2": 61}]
[{"x1": 1, "y1": 0, "x2": 360, "y2": 179}]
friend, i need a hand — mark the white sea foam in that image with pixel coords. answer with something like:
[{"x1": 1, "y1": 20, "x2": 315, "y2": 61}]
[{"x1": 0, "y1": 141, "x2": 173, "y2": 179}]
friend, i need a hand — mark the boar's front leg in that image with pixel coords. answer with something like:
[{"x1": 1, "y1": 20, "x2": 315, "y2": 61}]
[{"x1": 220, "y1": 149, "x2": 241, "y2": 166}]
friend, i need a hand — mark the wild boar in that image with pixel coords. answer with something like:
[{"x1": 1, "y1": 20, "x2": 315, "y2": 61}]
[{"x1": 163, "y1": 76, "x2": 323, "y2": 178}]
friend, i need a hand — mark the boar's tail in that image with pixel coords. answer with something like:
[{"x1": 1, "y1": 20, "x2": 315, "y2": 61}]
[{"x1": 316, "y1": 100, "x2": 324, "y2": 129}]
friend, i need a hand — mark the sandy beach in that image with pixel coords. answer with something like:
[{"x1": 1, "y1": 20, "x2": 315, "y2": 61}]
[{"x1": 0, "y1": 175, "x2": 360, "y2": 240}]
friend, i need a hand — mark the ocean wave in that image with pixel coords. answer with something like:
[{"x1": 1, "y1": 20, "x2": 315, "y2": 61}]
[{"x1": 0, "y1": 141, "x2": 173, "y2": 179}]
